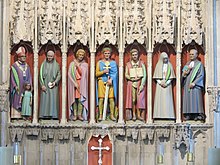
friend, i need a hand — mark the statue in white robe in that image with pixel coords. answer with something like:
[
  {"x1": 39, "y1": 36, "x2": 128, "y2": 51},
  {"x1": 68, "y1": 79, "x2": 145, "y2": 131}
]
[{"x1": 153, "y1": 52, "x2": 176, "y2": 120}]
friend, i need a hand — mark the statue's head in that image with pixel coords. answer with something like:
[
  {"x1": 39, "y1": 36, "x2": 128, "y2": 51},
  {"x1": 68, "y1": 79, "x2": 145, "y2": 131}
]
[
  {"x1": 160, "y1": 52, "x2": 168, "y2": 64},
  {"x1": 102, "y1": 47, "x2": 112, "y2": 53},
  {"x1": 24, "y1": 81, "x2": 31, "y2": 91},
  {"x1": 16, "y1": 46, "x2": 26, "y2": 63},
  {"x1": 46, "y1": 50, "x2": 55, "y2": 62},
  {"x1": 130, "y1": 49, "x2": 139, "y2": 62},
  {"x1": 76, "y1": 49, "x2": 86, "y2": 62},
  {"x1": 102, "y1": 47, "x2": 112, "y2": 60},
  {"x1": 189, "y1": 49, "x2": 198, "y2": 61}
]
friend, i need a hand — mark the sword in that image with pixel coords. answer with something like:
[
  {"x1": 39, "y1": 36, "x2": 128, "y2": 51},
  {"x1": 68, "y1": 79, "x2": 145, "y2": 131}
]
[
  {"x1": 102, "y1": 61, "x2": 111, "y2": 120},
  {"x1": 102, "y1": 83, "x2": 109, "y2": 120}
]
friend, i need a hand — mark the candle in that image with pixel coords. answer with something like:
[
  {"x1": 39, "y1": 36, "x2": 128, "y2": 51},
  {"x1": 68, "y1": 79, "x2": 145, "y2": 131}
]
[
  {"x1": 13, "y1": 142, "x2": 21, "y2": 164},
  {"x1": 157, "y1": 143, "x2": 164, "y2": 164},
  {"x1": 187, "y1": 152, "x2": 194, "y2": 162},
  {"x1": 189, "y1": 139, "x2": 194, "y2": 153},
  {"x1": 157, "y1": 155, "x2": 164, "y2": 164},
  {"x1": 14, "y1": 142, "x2": 19, "y2": 155},
  {"x1": 158, "y1": 143, "x2": 164, "y2": 155}
]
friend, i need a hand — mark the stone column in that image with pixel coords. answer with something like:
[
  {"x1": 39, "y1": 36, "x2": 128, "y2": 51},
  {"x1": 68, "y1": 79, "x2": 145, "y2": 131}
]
[
  {"x1": 32, "y1": 50, "x2": 39, "y2": 124},
  {"x1": 118, "y1": 52, "x2": 124, "y2": 124},
  {"x1": 0, "y1": 0, "x2": 2, "y2": 84},
  {"x1": 61, "y1": 50, "x2": 67, "y2": 124},
  {"x1": 176, "y1": 0, "x2": 182, "y2": 123},
  {"x1": 89, "y1": 51, "x2": 96, "y2": 124},
  {"x1": 216, "y1": 0, "x2": 220, "y2": 148},
  {"x1": 176, "y1": 51, "x2": 181, "y2": 123},
  {"x1": 2, "y1": 0, "x2": 9, "y2": 84},
  {"x1": 118, "y1": 0, "x2": 124, "y2": 124},
  {"x1": 0, "y1": 85, "x2": 9, "y2": 146},
  {"x1": 205, "y1": 54, "x2": 210, "y2": 123},
  {"x1": 32, "y1": 0, "x2": 39, "y2": 124},
  {"x1": 147, "y1": 51, "x2": 153, "y2": 123},
  {"x1": 217, "y1": 0, "x2": 220, "y2": 86},
  {"x1": 89, "y1": 0, "x2": 96, "y2": 124},
  {"x1": 206, "y1": 0, "x2": 215, "y2": 124},
  {"x1": 60, "y1": 2, "x2": 67, "y2": 124},
  {"x1": 147, "y1": 0, "x2": 153, "y2": 123},
  {"x1": 2, "y1": 0, "x2": 10, "y2": 125}
]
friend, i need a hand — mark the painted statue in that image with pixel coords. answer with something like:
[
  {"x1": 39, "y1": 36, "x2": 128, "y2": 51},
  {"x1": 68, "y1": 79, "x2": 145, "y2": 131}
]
[
  {"x1": 182, "y1": 49, "x2": 205, "y2": 121},
  {"x1": 68, "y1": 49, "x2": 89, "y2": 121},
  {"x1": 39, "y1": 50, "x2": 61, "y2": 119},
  {"x1": 153, "y1": 52, "x2": 176, "y2": 120},
  {"x1": 125, "y1": 49, "x2": 146, "y2": 121},
  {"x1": 96, "y1": 47, "x2": 118, "y2": 121},
  {"x1": 20, "y1": 82, "x2": 32, "y2": 119},
  {"x1": 10, "y1": 46, "x2": 32, "y2": 119}
]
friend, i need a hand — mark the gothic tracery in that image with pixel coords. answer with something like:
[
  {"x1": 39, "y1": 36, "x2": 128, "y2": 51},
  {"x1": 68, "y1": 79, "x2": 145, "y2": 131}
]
[{"x1": 9, "y1": 0, "x2": 34, "y2": 44}]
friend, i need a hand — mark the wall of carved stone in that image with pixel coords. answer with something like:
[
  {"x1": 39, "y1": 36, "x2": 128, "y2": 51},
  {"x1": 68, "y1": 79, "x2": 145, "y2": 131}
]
[{"x1": 0, "y1": 0, "x2": 220, "y2": 165}]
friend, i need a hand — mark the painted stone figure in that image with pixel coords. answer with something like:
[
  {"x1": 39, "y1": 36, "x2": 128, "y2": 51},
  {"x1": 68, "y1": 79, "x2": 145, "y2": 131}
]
[
  {"x1": 96, "y1": 47, "x2": 118, "y2": 121},
  {"x1": 39, "y1": 50, "x2": 61, "y2": 119},
  {"x1": 68, "y1": 49, "x2": 89, "y2": 121},
  {"x1": 10, "y1": 46, "x2": 32, "y2": 119},
  {"x1": 125, "y1": 49, "x2": 146, "y2": 121},
  {"x1": 153, "y1": 52, "x2": 176, "y2": 120},
  {"x1": 20, "y1": 82, "x2": 32, "y2": 119},
  {"x1": 182, "y1": 49, "x2": 205, "y2": 121}
]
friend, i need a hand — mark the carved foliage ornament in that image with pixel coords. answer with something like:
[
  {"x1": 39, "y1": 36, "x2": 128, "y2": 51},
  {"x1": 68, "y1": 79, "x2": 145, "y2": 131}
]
[
  {"x1": 95, "y1": 0, "x2": 118, "y2": 45},
  {"x1": 67, "y1": 0, "x2": 90, "y2": 45},
  {"x1": 174, "y1": 125, "x2": 191, "y2": 150},
  {"x1": 124, "y1": 0, "x2": 148, "y2": 44},
  {"x1": 39, "y1": 0, "x2": 63, "y2": 44},
  {"x1": 182, "y1": 0, "x2": 204, "y2": 45},
  {"x1": 207, "y1": 86, "x2": 220, "y2": 112},
  {"x1": 0, "y1": 84, "x2": 9, "y2": 112},
  {"x1": 154, "y1": 0, "x2": 176, "y2": 44},
  {"x1": 9, "y1": 0, "x2": 34, "y2": 44}
]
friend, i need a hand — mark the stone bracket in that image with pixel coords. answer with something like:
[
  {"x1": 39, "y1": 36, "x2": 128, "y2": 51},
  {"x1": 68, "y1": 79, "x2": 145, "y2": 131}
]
[
  {"x1": 127, "y1": 128, "x2": 139, "y2": 140},
  {"x1": 58, "y1": 129, "x2": 70, "y2": 140},
  {"x1": 155, "y1": 126, "x2": 171, "y2": 139},
  {"x1": 72, "y1": 128, "x2": 86, "y2": 140},
  {"x1": 41, "y1": 129, "x2": 55, "y2": 141},
  {"x1": 25, "y1": 128, "x2": 40, "y2": 136},
  {"x1": 9, "y1": 127, "x2": 24, "y2": 142}
]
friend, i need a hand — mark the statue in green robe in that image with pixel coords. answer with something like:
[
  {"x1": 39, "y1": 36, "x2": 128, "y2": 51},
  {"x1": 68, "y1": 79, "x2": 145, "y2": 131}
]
[{"x1": 39, "y1": 50, "x2": 61, "y2": 119}]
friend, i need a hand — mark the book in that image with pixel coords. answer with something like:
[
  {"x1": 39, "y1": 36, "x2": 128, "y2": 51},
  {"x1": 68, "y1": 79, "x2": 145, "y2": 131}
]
[
  {"x1": 130, "y1": 67, "x2": 143, "y2": 78},
  {"x1": 182, "y1": 65, "x2": 189, "y2": 72}
]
